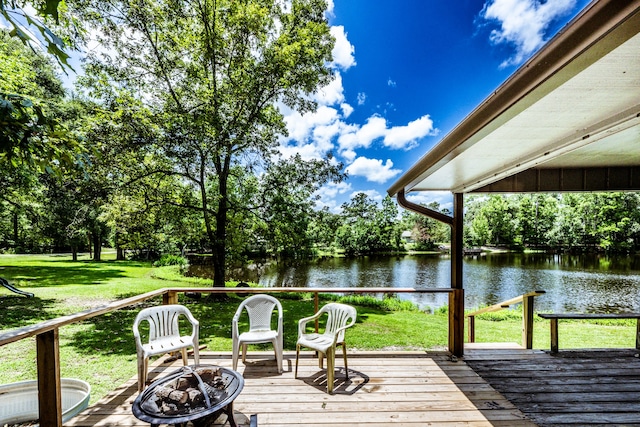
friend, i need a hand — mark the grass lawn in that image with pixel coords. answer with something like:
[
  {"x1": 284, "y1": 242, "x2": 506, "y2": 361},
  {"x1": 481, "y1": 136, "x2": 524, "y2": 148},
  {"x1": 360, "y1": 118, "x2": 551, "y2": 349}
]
[{"x1": 1, "y1": 252, "x2": 638, "y2": 404}]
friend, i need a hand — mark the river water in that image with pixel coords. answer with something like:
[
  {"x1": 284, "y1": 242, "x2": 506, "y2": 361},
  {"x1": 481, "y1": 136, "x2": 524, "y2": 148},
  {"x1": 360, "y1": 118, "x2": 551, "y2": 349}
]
[{"x1": 188, "y1": 253, "x2": 640, "y2": 313}]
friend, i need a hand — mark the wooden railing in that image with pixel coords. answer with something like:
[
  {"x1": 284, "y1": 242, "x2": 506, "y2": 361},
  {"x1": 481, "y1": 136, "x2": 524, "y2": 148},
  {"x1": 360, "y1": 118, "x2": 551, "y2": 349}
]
[
  {"x1": 0, "y1": 286, "x2": 455, "y2": 427},
  {"x1": 465, "y1": 290, "x2": 546, "y2": 349}
]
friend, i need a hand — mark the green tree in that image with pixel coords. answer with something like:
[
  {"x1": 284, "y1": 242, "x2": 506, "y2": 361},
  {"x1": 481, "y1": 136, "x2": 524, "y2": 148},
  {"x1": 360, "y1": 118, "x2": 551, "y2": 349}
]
[
  {"x1": 336, "y1": 194, "x2": 399, "y2": 255},
  {"x1": 78, "y1": 0, "x2": 336, "y2": 287},
  {"x1": 0, "y1": 27, "x2": 81, "y2": 171},
  {"x1": 376, "y1": 195, "x2": 401, "y2": 251},
  {"x1": 464, "y1": 196, "x2": 488, "y2": 247},
  {"x1": 0, "y1": 166, "x2": 47, "y2": 251},
  {"x1": 465, "y1": 195, "x2": 519, "y2": 248},
  {"x1": 585, "y1": 193, "x2": 640, "y2": 252},
  {"x1": 0, "y1": 30, "x2": 84, "y2": 252},
  {"x1": 407, "y1": 202, "x2": 450, "y2": 251},
  {"x1": 516, "y1": 194, "x2": 558, "y2": 247},
  {"x1": 307, "y1": 206, "x2": 342, "y2": 252},
  {"x1": 254, "y1": 154, "x2": 344, "y2": 258}
]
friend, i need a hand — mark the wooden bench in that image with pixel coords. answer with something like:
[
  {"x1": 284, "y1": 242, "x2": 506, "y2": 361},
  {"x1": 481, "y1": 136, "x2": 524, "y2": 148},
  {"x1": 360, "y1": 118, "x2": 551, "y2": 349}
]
[{"x1": 538, "y1": 313, "x2": 640, "y2": 353}]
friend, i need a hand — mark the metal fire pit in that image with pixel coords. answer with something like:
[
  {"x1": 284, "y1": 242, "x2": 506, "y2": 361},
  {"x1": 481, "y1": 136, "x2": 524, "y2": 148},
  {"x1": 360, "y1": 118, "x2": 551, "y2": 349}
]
[{"x1": 132, "y1": 364, "x2": 244, "y2": 427}]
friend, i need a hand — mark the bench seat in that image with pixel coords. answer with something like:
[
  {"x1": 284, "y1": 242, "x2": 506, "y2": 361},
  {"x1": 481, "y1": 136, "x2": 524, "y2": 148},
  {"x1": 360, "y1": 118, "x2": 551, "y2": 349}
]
[{"x1": 538, "y1": 313, "x2": 640, "y2": 353}]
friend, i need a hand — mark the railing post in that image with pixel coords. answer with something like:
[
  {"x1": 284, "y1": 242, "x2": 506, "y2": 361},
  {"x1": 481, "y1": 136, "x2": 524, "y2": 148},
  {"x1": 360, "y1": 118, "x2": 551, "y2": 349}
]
[
  {"x1": 550, "y1": 318, "x2": 559, "y2": 353},
  {"x1": 449, "y1": 288, "x2": 465, "y2": 357},
  {"x1": 163, "y1": 290, "x2": 179, "y2": 305},
  {"x1": 36, "y1": 329, "x2": 62, "y2": 427},
  {"x1": 468, "y1": 315, "x2": 475, "y2": 343},
  {"x1": 522, "y1": 293, "x2": 535, "y2": 349}
]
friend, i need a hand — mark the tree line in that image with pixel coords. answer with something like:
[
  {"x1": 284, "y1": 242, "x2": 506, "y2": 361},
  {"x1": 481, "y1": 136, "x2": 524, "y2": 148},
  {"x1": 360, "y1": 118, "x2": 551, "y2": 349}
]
[{"x1": 464, "y1": 193, "x2": 640, "y2": 253}]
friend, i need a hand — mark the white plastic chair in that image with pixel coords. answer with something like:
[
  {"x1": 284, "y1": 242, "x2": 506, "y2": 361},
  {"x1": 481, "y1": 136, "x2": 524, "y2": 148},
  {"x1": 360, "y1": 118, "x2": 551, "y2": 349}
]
[
  {"x1": 133, "y1": 304, "x2": 200, "y2": 391},
  {"x1": 232, "y1": 295, "x2": 284, "y2": 373},
  {"x1": 295, "y1": 302, "x2": 357, "y2": 394}
]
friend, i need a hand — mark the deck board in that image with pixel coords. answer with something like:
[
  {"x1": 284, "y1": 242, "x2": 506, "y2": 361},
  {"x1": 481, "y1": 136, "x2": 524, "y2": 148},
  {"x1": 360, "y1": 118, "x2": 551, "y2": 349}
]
[
  {"x1": 465, "y1": 348, "x2": 640, "y2": 427},
  {"x1": 64, "y1": 350, "x2": 536, "y2": 427}
]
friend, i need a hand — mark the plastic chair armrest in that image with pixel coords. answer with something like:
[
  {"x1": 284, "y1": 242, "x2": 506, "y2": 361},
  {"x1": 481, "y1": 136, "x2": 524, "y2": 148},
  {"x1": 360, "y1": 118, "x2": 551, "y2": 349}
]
[
  {"x1": 297, "y1": 312, "x2": 320, "y2": 336},
  {"x1": 331, "y1": 319, "x2": 356, "y2": 344}
]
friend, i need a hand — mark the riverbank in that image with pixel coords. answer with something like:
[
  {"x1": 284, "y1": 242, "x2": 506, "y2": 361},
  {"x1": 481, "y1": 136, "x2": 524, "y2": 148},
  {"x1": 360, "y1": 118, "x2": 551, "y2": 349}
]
[{"x1": 0, "y1": 254, "x2": 638, "y2": 405}]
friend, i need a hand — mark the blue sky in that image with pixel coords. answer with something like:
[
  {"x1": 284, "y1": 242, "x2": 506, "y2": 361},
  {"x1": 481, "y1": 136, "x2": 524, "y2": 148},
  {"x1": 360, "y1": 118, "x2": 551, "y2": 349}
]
[{"x1": 279, "y1": 0, "x2": 592, "y2": 212}]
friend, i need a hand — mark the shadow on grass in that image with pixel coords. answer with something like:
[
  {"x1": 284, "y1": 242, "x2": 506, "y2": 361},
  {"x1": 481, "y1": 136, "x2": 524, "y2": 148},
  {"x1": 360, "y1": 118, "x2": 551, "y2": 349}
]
[
  {"x1": 70, "y1": 308, "x2": 140, "y2": 356},
  {"x1": 0, "y1": 296, "x2": 61, "y2": 329},
  {"x1": 0, "y1": 260, "x2": 153, "y2": 288}
]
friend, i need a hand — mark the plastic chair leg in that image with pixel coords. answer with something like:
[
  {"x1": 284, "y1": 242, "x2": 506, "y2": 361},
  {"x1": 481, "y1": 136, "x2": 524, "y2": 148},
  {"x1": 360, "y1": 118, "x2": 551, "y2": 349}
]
[
  {"x1": 342, "y1": 342, "x2": 349, "y2": 379},
  {"x1": 326, "y1": 348, "x2": 335, "y2": 394}
]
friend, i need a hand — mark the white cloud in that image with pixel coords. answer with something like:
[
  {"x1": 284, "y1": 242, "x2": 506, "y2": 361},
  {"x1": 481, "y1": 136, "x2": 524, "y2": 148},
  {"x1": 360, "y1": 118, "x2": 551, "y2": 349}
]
[
  {"x1": 341, "y1": 148, "x2": 357, "y2": 163},
  {"x1": 330, "y1": 26, "x2": 356, "y2": 70},
  {"x1": 345, "y1": 157, "x2": 402, "y2": 184},
  {"x1": 338, "y1": 116, "x2": 387, "y2": 151},
  {"x1": 481, "y1": 0, "x2": 576, "y2": 67},
  {"x1": 357, "y1": 92, "x2": 366, "y2": 105},
  {"x1": 280, "y1": 103, "x2": 351, "y2": 161},
  {"x1": 383, "y1": 115, "x2": 437, "y2": 150},
  {"x1": 341, "y1": 103, "x2": 354, "y2": 118},
  {"x1": 337, "y1": 114, "x2": 437, "y2": 154},
  {"x1": 280, "y1": 141, "x2": 331, "y2": 160},
  {"x1": 325, "y1": 0, "x2": 335, "y2": 16},
  {"x1": 284, "y1": 105, "x2": 340, "y2": 142},
  {"x1": 387, "y1": 78, "x2": 397, "y2": 87},
  {"x1": 313, "y1": 72, "x2": 346, "y2": 106}
]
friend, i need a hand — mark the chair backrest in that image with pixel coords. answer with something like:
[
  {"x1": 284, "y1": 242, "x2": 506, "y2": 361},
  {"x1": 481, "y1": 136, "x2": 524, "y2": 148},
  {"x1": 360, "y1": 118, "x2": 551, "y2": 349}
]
[
  {"x1": 234, "y1": 295, "x2": 282, "y2": 332},
  {"x1": 319, "y1": 303, "x2": 357, "y2": 343},
  {"x1": 133, "y1": 304, "x2": 196, "y2": 343}
]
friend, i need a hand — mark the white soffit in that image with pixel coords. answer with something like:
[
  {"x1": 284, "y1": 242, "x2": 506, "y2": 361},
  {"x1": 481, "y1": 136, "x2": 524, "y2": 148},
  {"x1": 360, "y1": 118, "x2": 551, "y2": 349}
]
[{"x1": 388, "y1": 0, "x2": 640, "y2": 196}]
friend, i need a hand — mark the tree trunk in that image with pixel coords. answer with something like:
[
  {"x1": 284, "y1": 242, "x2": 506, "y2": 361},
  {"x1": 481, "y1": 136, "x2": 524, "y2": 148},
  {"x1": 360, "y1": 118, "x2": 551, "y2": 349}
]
[
  {"x1": 12, "y1": 209, "x2": 19, "y2": 249},
  {"x1": 71, "y1": 246, "x2": 78, "y2": 261},
  {"x1": 212, "y1": 204, "x2": 227, "y2": 288},
  {"x1": 93, "y1": 231, "x2": 101, "y2": 261},
  {"x1": 204, "y1": 155, "x2": 229, "y2": 290},
  {"x1": 115, "y1": 232, "x2": 125, "y2": 260}
]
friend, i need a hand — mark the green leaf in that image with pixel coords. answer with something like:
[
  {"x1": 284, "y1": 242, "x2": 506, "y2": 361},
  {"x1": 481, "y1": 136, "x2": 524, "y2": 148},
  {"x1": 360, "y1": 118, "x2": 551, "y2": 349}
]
[{"x1": 40, "y1": 0, "x2": 62, "y2": 22}]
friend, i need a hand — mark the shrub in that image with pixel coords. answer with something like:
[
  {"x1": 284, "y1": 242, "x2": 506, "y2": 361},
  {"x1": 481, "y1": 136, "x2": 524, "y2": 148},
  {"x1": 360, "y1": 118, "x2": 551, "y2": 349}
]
[{"x1": 153, "y1": 254, "x2": 189, "y2": 269}]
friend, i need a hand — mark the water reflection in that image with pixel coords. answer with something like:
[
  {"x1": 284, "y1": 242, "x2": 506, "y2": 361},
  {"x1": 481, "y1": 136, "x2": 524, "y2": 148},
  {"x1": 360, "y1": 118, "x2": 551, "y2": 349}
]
[{"x1": 188, "y1": 253, "x2": 640, "y2": 313}]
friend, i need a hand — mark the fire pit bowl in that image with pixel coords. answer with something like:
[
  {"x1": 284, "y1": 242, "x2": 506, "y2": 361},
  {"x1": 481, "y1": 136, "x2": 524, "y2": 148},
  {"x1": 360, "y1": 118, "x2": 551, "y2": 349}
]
[{"x1": 132, "y1": 364, "x2": 244, "y2": 427}]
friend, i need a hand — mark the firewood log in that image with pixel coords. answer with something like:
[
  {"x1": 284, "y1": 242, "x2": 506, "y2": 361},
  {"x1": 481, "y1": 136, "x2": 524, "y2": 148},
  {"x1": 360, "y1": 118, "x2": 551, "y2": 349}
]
[
  {"x1": 187, "y1": 387, "x2": 203, "y2": 404},
  {"x1": 155, "y1": 386, "x2": 188, "y2": 404}
]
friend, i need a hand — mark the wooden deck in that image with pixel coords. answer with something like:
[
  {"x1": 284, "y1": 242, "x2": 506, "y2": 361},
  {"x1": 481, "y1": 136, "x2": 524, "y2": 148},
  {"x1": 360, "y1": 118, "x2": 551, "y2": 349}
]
[
  {"x1": 64, "y1": 349, "x2": 535, "y2": 427},
  {"x1": 63, "y1": 346, "x2": 640, "y2": 427},
  {"x1": 466, "y1": 346, "x2": 640, "y2": 427}
]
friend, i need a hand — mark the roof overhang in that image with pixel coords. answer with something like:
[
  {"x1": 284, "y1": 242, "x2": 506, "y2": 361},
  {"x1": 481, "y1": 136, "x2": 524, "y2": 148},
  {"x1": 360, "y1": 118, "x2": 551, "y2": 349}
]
[{"x1": 387, "y1": 0, "x2": 640, "y2": 197}]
